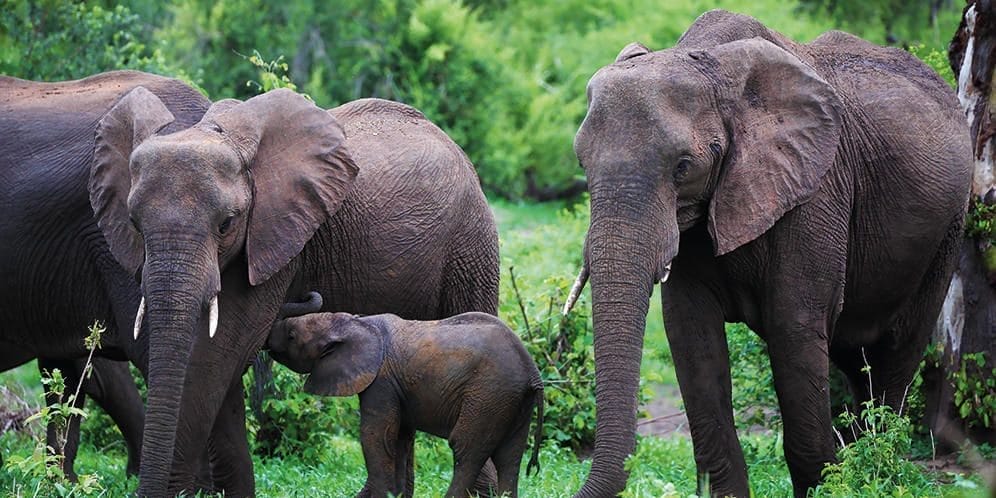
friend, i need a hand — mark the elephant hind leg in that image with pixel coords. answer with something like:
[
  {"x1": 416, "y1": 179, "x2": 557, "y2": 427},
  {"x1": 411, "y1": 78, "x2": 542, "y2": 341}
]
[
  {"x1": 869, "y1": 212, "x2": 964, "y2": 413},
  {"x1": 490, "y1": 401, "x2": 533, "y2": 498},
  {"x1": 439, "y1": 215, "x2": 499, "y2": 317}
]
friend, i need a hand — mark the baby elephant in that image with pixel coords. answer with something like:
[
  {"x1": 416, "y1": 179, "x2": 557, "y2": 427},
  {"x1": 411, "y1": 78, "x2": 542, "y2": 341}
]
[{"x1": 268, "y1": 292, "x2": 544, "y2": 498}]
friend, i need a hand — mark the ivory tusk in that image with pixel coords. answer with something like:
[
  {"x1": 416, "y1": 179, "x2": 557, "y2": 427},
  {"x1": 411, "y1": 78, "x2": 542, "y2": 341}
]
[
  {"x1": 133, "y1": 297, "x2": 145, "y2": 340},
  {"x1": 209, "y1": 296, "x2": 219, "y2": 338},
  {"x1": 562, "y1": 264, "x2": 590, "y2": 316},
  {"x1": 660, "y1": 264, "x2": 672, "y2": 284}
]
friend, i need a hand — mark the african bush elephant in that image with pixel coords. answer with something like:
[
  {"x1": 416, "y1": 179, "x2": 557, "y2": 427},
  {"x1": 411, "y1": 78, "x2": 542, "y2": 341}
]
[
  {"x1": 268, "y1": 292, "x2": 543, "y2": 498},
  {"x1": 38, "y1": 357, "x2": 144, "y2": 481},
  {"x1": 568, "y1": 10, "x2": 972, "y2": 497},
  {"x1": 89, "y1": 90, "x2": 499, "y2": 495},
  {"x1": 0, "y1": 70, "x2": 210, "y2": 484}
]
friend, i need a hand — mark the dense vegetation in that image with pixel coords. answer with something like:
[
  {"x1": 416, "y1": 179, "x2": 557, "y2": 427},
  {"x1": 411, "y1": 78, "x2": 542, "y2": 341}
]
[
  {"x1": 1, "y1": 0, "x2": 991, "y2": 496},
  {"x1": 0, "y1": 0, "x2": 961, "y2": 200}
]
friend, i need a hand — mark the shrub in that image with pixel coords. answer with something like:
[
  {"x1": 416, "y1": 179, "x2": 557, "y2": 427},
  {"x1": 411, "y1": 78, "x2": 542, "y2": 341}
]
[
  {"x1": 726, "y1": 323, "x2": 781, "y2": 431},
  {"x1": 0, "y1": 1, "x2": 180, "y2": 82},
  {"x1": 3, "y1": 323, "x2": 107, "y2": 497},
  {"x1": 813, "y1": 401, "x2": 935, "y2": 497}
]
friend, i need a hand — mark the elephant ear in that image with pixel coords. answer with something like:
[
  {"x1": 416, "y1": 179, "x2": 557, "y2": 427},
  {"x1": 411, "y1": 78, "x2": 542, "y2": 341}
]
[
  {"x1": 90, "y1": 87, "x2": 176, "y2": 276},
  {"x1": 304, "y1": 314, "x2": 385, "y2": 397},
  {"x1": 705, "y1": 38, "x2": 842, "y2": 255},
  {"x1": 615, "y1": 42, "x2": 651, "y2": 62},
  {"x1": 208, "y1": 89, "x2": 359, "y2": 285}
]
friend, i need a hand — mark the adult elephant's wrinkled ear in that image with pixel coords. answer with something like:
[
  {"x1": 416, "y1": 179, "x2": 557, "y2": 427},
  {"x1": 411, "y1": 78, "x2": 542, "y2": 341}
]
[
  {"x1": 703, "y1": 38, "x2": 842, "y2": 256},
  {"x1": 615, "y1": 42, "x2": 651, "y2": 62},
  {"x1": 304, "y1": 314, "x2": 385, "y2": 397},
  {"x1": 209, "y1": 89, "x2": 359, "y2": 286},
  {"x1": 90, "y1": 87, "x2": 175, "y2": 276}
]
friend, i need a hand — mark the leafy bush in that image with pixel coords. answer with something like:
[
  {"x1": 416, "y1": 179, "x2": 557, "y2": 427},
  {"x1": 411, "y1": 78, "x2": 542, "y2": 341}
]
[
  {"x1": 726, "y1": 323, "x2": 781, "y2": 431},
  {"x1": 4, "y1": 324, "x2": 107, "y2": 497},
  {"x1": 244, "y1": 361, "x2": 360, "y2": 460},
  {"x1": 0, "y1": 1, "x2": 179, "y2": 82},
  {"x1": 813, "y1": 401, "x2": 935, "y2": 497}
]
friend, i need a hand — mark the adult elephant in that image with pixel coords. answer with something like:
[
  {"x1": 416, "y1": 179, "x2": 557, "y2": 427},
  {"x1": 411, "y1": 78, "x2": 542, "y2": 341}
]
[
  {"x1": 568, "y1": 10, "x2": 972, "y2": 497},
  {"x1": 0, "y1": 70, "x2": 210, "y2": 482},
  {"x1": 90, "y1": 90, "x2": 499, "y2": 496}
]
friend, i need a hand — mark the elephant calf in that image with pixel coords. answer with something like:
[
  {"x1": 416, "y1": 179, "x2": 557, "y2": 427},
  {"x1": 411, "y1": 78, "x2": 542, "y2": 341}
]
[{"x1": 267, "y1": 292, "x2": 544, "y2": 498}]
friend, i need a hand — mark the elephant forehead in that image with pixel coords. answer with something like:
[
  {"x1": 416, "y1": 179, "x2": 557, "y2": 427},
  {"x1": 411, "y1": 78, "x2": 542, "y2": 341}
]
[{"x1": 133, "y1": 131, "x2": 242, "y2": 177}]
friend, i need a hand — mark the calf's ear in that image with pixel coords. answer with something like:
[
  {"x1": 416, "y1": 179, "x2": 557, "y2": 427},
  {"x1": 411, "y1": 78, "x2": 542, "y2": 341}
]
[{"x1": 304, "y1": 314, "x2": 385, "y2": 397}]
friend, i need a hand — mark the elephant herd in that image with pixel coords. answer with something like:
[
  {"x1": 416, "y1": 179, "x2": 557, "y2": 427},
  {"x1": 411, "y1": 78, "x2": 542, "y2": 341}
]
[{"x1": 0, "y1": 10, "x2": 974, "y2": 498}]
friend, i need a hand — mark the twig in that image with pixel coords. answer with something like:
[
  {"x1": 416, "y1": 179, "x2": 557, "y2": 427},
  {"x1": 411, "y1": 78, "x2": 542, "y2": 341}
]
[{"x1": 508, "y1": 266, "x2": 532, "y2": 340}]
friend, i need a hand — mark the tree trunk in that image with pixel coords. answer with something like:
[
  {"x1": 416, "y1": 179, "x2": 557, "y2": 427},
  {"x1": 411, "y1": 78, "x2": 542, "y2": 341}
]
[{"x1": 929, "y1": 0, "x2": 996, "y2": 450}]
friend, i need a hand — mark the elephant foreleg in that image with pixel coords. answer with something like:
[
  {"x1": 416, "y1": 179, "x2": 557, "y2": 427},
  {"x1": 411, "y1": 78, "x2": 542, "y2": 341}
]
[
  {"x1": 662, "y1": 278, "x2": 747, "y2": 498},
  {"x1": 208, "y1": 377, "x2": 254, "y2": 497}
]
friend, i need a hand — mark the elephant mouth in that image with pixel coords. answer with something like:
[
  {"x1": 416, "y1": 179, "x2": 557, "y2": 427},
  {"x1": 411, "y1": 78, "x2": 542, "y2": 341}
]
[{"x1": 133, "y1": 294, "x2": 220, "y2": 340}]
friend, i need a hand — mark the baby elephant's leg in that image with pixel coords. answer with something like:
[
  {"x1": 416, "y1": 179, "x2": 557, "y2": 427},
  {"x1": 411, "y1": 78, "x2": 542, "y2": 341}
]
[
  {"x1": 358, "y1": 390, "x2": 404, "y2": 498},
  {"x1": 446, "y1": 397, "x2": 525, "y2": 497},
  {"x1": 492, "y1": 402, "x2": 533, "y2": 498}
]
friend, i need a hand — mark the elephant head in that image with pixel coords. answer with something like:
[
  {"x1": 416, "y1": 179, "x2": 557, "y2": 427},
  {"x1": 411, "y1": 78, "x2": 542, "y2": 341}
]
[
  {"x1": 89, "y1": 87, "x2": 358, "y2": 494},
  {"x1": 268, "y1": 311, "x2": 385, "y2": 397},
  {"x1": 571, "y1": 38, "x2": 841, "y2": 495}
]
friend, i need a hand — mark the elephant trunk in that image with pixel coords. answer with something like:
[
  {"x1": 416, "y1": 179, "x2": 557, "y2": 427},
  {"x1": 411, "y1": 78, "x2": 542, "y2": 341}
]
[
  {"x1": 575, "y1": 181, "x2": 676, "y2": 498},
  {"x1": 137, "y1": 234, "x2": 219, "y2": 497}
]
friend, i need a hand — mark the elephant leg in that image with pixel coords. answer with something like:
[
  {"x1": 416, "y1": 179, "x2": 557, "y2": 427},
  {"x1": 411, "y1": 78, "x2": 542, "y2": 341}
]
[
  {"x1": 85, "y1": 357, "x2": 144, "y2": 476},
  {"x1": 768, "y1": 332, "x2": 835, "y2": 498},
  {"x1": 662, "y1": 278, "x2": 746, "y2": 497},
  {"x1": 871, "y1": 216, "x2": 963, "y2": 413},
  {"x1": 763, "y1": 228, "x2": 846, "y2": 497},
  {"x1": 208, "y1": 377, "x2": 254, "y2": 497},
  {"x1": 395, "y1": 427, "x2": 416, "y2": 497},
  {"x1": 357, "y1": 389, "x2": 404, "y2": 498},
  {"x1": 38, "y1": 357, "x2": 86, "y2": 482},
  {"x1": 491, "y1": 404, "x2": 532, "y2": 498}
]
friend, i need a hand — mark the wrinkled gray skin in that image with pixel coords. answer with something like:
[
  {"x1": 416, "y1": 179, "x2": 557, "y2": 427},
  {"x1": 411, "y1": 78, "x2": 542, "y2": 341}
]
[
  {"x1": 89, "y1": 90, "x2": 499, "y2": 496},
  {"x1": 268, "y1": 299, "x2": 542, "y2": 498},
  {"x1": 572, "y1": 10, "x2": 972, "y2": 497},
  {"x1": 0, "y1": 71, "x2": 210, "y2": 489},
  {"x1": 38, "y1": 357, "x2": 144, "y2": 481}
]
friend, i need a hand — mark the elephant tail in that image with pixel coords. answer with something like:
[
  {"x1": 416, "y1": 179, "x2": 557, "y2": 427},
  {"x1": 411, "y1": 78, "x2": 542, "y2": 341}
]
[{"x1": 526, "y1": 382, "x2": 544, "y2": 477}]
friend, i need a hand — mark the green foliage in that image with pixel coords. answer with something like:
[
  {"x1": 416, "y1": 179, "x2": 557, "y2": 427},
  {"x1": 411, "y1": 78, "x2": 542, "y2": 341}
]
[
  {"x1": 4, "y1": 323, "x2": 106, "y2": 497},
  {"x1": 726, "y1": 323, "x2": 781, "y2": 431},
  {"x1": 244, "y1": 363, "x2": 360, "y2": 461},
  {"x1": 908, "y1": 44, "x2": 957, "y2": 88},
  {"x1": 814, "y1": 400, "x2": 936, "y2": 497},
  {"x1": 241, "y1": 50, "x2": 299, "y2": 94},
  {"x1": 797, "y1": 0, "x2": 962, "y2": 49},
  {"x1": 965, "y1": 198, "x2": 996, "y2": 247},
  {"x1": 499, "y1": 199, "x2": 603, "y2": 450},
  {"x1": 949, "y1": 352, "x2": 996, "y2": 430},
  {"x1": 0, "y1": 1, "x2": 179, "y2": 82}
]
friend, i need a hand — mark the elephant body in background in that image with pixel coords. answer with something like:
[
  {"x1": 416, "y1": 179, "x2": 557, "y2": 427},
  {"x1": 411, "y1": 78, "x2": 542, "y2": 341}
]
[
  {"x1": 0, "y1": 71, "x2": 209, "y2": 485},
  {"x1": 572, "y1": 10, "x2": 972, "y2": 497},
  {"x1": 89, "y1": 89, "x2": 499, "y2": 495},
  {"x1": 268, "y1": 295, "x2": 542, "y2": 498}
]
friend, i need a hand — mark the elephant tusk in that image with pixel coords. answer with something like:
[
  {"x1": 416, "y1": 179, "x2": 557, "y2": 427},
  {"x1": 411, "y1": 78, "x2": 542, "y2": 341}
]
[
  {"x1": 208, "y1": 296, "x2": 219, "y2": 338},
  {"x1": 562, "y1": 264, "x2": 589, "y2": 316},
  {"x1": 133, "y1": 297, "x2": 145, "y2": 340},
  {"x1": 659, "y1": 264, "x2": 672, "y2": 284}
]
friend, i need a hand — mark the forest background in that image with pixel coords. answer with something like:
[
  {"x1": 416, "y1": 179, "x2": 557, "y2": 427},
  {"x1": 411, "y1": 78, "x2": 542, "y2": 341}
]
[{"x1": 1, "y1": 1, "x2": 991, "y2": 497}]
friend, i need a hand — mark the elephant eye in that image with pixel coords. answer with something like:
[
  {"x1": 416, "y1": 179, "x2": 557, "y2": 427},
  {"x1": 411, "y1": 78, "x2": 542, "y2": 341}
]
[
  {"x1": 130, "y1": 215, "x2": 141, "y2": 232},
  {"x1": 673, "y1": 158, "x2": 692, "y2": 182},
  {"x1": 218, "y1": 215, "x2": 234, "y2": 235}
]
